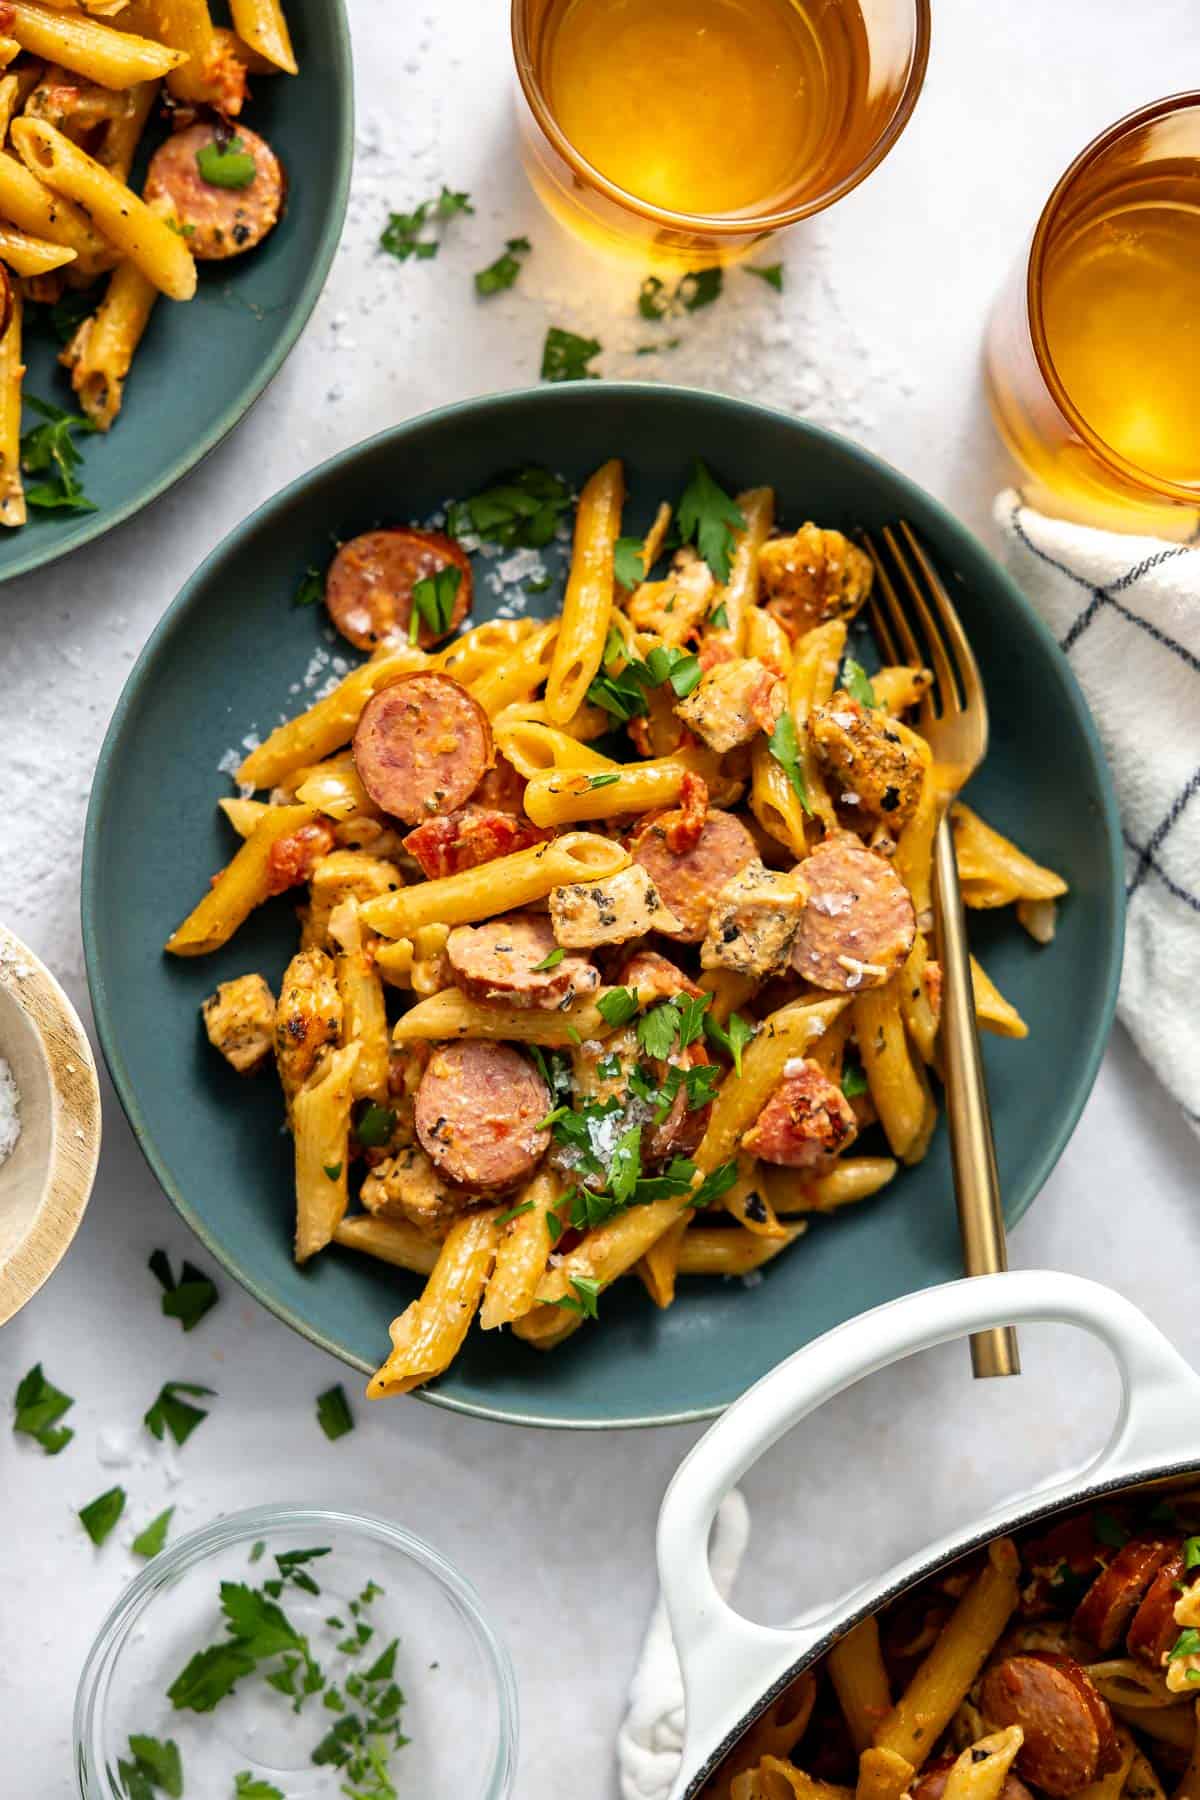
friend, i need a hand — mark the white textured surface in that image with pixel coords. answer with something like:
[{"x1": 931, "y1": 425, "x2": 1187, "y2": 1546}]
[{"x1": 1, "y1": 0, "x2": 1199, "y2": 1793}]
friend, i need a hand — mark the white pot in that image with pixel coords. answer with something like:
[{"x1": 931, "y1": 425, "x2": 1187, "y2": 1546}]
[{"x1": 656, "y1": 1270, "x2": 1200, "y2": 1798}]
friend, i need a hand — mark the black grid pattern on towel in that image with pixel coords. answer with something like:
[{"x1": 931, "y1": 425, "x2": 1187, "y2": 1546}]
[{"x1": 1009, "y1": 497, "x2": 1200, "y2": 914}]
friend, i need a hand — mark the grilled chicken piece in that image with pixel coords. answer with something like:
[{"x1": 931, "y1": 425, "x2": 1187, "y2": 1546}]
[
  {"x1": 274, "y1": 948, "x2": 343, "y2": 1109},
  {"x1": 700, "y1": 860, "x2": 808, "y2": 977},
  {"x1": 626, "y1": 546, "x2": 715, "y2": 646},
  {"x1": 550, "y1": 865, "x2": 682, "y2": 948},
  {"x1": 201, "y1": 973, "x2": 276, "y2": 1074},
  {"x1": 675, "y1": 657, "x2": 783, "y2": 753},
  {"x1": 809, "y1": 690, "x2": 923, "y2": 828},
  {"x1": 758, "y1": 525, "x2": 873, "y2": 637},
  {"x1": 360, "y1": 1142, "x2": 468, "y2": 1238},
  {"x1": 302, "y1": 849, "x2": 402, "y2": 949}
]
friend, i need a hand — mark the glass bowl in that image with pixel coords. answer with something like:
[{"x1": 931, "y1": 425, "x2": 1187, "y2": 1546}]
[{"x1": 74, "y1": 1505, "x2": 519, "y2": 1799}]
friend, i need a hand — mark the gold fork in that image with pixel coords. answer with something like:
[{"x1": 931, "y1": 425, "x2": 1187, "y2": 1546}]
[{"x1": 862, "y1": 523, "x2": 1020, "y2": 1381}]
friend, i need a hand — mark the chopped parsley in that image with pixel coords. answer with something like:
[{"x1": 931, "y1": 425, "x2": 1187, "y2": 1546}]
[
  {"x1": 119, "y1": 1734, "x2": 183, "y2": 1799},
  {"x1": 354, "y1": 1103, "x2": 397, "y2": 1148},
  {"x1": 841, "y1": 658, "x2": 878, "y2": 708},
  {"x1": 21, "y1": 394, "x2": 98, "y2": 513},
  {"x1": 549, "y1": 1275, "x2": 602, "y2": 1319},
  {"x1": 637, "y1": 268, "x2": 723, "y2": 318},
  {"x1": 323, "y1": 1162, "x2": 343, "y2": 1181},
  {"x1": 1093, "y1": 1510, "x2": 1130, "y2": 1549},
  {"x1": 584, "y1": 628, "x2": 703, "y2": 720},
  {"x1": 196, "y1": 134, "x2": 256, "y2": 189},
  {"x1": 531, "y1": 945, "x2": 565, "y2": 970},
  {"x1": 613, "y1": 535, "x2": 647, "y2": 589},
  {"x1": 149, "y1": 1248, "x2": 219, "y2": 1333},
  {"x1": 528, "y1": 1044, "x2": 572, "y2": 1104},
  {"x1": 294, "y1": 565, "x2": 324, "y2": 607},
  {"x1": 677, "y1": 460, "x2": 745, "y2": 583},
  {"x1": 596, "y1": 1052, "x2": 622, "y2": 1081},
  {"x1": 1168, "y1": 1627, "x2": 1200, "y2": 1664},
  {"x1": 586, "y1": 771, "x2": 622, "y2": 790},
  {"x1": 541, "y1": 326, "x2": 602, "y2": 382},
  {"x1": 638, "y1": 990, "x2": 712, "y2": 1060},
  {"x1": 1185, "y1": 1536, "x2": 1200, "y2": 1571},
  {"x1": 168, "y1": 1581, "x2": 319, "y2": 1715},
  {"x1": 144, "y1": 1381, "x2": 215, "y2": 1448},
  {"x1": 79, "y1": 1485, "x2": 126, "y2": 1546},
  {"x1": 709, "y1": 601, "x2": 730, "y2": 630},
  {"x1": 705, "y1": 1010, "x2": 755, "y2": 1077},
  {"x1": 408, "y1": 563, "x2": 462, "y2": 644},
  {"x1": 132, "y1": 1506, "x2": 175, "y2": 1559},
  {"x1": 446, "y1": 464, "x2": 572, "y2": 550},
  {"x1": 380, "y1": 186, "x2": 473, "y2": 261},
  {"x1": 475, "y1": 235, "x2": 531, "y2": 295},
  {"x1": 744, "y1": 262, "x2": 784, "y2": 292},
  {"x1": 597, "y1": 986, "x2": 639, "y2": 1028},
  {"x1": 841, "y1": 1057, "x2": 869, "y2": 1099},
  {"x1": 768, "y1": 711, "x2": 811, "y2": 814},
  {"x1": 233, "y1": 1775, "x2": 284, "y2": 1799},
  {"x1": 496, "y1": 1199, "x2": 536, "y2": 1225},
  {"x1": 317, "y1": 1384, "x2": 354, "y2": 1441},
  {"x1": 687, "y1": 1160, "x2": 740, "y2": 1209},
  {"x1": 12, "y1": 1363, "x2": 74, "y2": 1454}
]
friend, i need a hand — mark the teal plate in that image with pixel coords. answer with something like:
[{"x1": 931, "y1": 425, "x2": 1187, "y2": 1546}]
[
  {"x1": 0, "y1": 0, "x2": 352, "y2": 584},
  {"x1": 82, "y1": 386, "x2": 1125, "y2": 1428}
]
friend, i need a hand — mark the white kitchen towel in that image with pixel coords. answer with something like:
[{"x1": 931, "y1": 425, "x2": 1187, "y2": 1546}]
[
  {"x1": 617, "y1": 1489, "x2": 750, "y2": 1800},
  {"x1": 994, "y1": 492, "x2": 1200, "y2": 1132}
]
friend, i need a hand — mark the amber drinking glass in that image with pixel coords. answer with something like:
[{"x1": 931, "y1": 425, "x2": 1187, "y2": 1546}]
[
  {"x1": 511, "y1": 0, "x2": 930, "y2": 266},
  {"x1": 987, "y1": 94, "x2": 1200, "y2": 541}
]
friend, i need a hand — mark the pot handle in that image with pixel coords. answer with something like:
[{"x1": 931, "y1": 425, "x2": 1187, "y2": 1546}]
[{"x1": 657, "y1": 1270, "x2": 1200, "y2": 1794}]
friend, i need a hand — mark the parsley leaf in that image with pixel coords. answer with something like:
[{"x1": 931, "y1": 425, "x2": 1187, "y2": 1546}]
[
  {"x1": 608, "y1": 1126, "x2": 643, "y2": 1205},
  {"x1": 407, "y1": 563, "x2": 462, "y2": 644},
  {"x1": 496, "y1": 1199, "x2": 535, "y2": 1225},
  {"x1": 688, "y1": 1160, "x2": 739, "y2": 1209},
  {"x1": 294, "y1": 565, "x2": 324, "y2": 608},
  {"x1": 685, "y1": 1063, "x2": 722, "y2": 1109},
  {"x1": 475, "y1": 235, "x2": 531, "y2": 296},
  {"x1": 168, "y1": 1579, "x2": 321, "y2": 1716},
  {"x1": 323, "y1": 1162, "x2": 343, "y2": 1181},
  {"x1": 1169, "y1": 1627, "x2": 1200, "y2": 1662},
  {"x1": 674, "y1": 991, "x2": 712, "y2": 1048},
  {"x1": 744, "y1": 262, "x2": 784, "y2": 292},
  {"x1": 768, "y1": 711, "x2": 811, "y2": 814},
  {"x1": 149, "y1": 1249, "x2": 219, "y2": 1332},
  {"x1": 448, "y1": 464, "x2": 571, "y2": 550},
  {"x1": 132, "y1": 1506, "x2": 175, "y2": 1559},
  {"x1": 380, "y1": 187, "x2": 473, "y2": 261},
  {"x1": 586, "y1": 771, "x2": 621, "y2": 789},
  {"x1": 118, "y1": 1734, "x2": 183, "y2": 1799},
  {"x1": 12, "y1": 1363, "x2": 75, "y2": 1454},
  {"x1": 550, "y1": 1275, "x2": 602, "y2": 1319},
  {"x1": 528, "y1": 1044, "x2": 573, "y2": 1105},
  {"x1": 79, "y1": 1485, "x2": 126, "y2": 1546},
  {"x1": 21, "y1": 394, "x2": 98, "y2": 513},
  {"x1": 597, "y1": 986, "x2": 639, "y2": 1027},
  {"x1": 680, "y1": 267, "x2": 722, "y2": 311},
  {"x1": 637, "y1": 1000, "x2": 679, "y2": 1062},
  {"x1": 704, "y1": 1010, "x2": 755, "y2": 1077},
  {"x1": 1185, "y1": 1536, "x2": 1200, "y2": 1571},
  {"x1": 317, "y1": 1385, "x2": 354, "y2": 1441},
  {"x1": 354, "y1": 1103, "x2": 397, "y2": 1148},
  {"x1": 841, "y1": 658, "x2": 878, "y2": 708},
  {"x1": 233, "y1": 1776, "x2": 284, "y2": 1799},
  {"x1": 677, "y1": 460, "x2": 745, "y2": 583},
  {"x1": 637, "y1": 268, "x2": 723, "y2": 318},
  {"x1": 196, "y1": 134, "x2": 256, "y2": 188},
  {"x1": 637, "y1": 275, "x2": 669, "y2": 320},
  {"x1": 709, "y1": 601, "x2": 730, "y2": 629},
  {"x1": 585, "y1": 632, "x2": 703, "y2": 720},
  {"x1": 613, "y1": 535, "x2": 647, "y2": 589},
  {"x1": 841, "y1": 1057, "x2": 869, "y2": 1099},
  {"x1": 541, "y1": 326, "x2": 602, "y2": 383},
  {"x1": 144, "y1": 1381, "x2": 215, "y2": 1447},
  {"x1": 531, "y1": 945, "x2": 565, "y2": 969}
]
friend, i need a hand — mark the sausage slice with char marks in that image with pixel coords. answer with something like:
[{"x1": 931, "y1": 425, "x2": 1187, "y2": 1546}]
[
  {"x1": 791, "y1": 838, "x2": 916, "y2": 992},
  {"x1": 741, "y1": 1059, "x2": 858, "y2": 1169},
  {"x1": 446, "y1": 913, "x2": 599, "y2": 1010},
  {"x1": 979, "y1": 1652, "x2": 1120, "y2": 1796},
  {"x1": 1072, "y1": 1538, "x2": 1178, "y2": 1653},
  {"x1": 1127, "y1": 1552, "x2": 1189, "y2": 1670},
  {"x1": 325, "y1": 528, "x2": 473, "y2": 651},
  {"x1": 630, "y1": 808, "x2": 758, "y2": 943},
  {"x1": 144, "y1": 122, "x2": 283, "y2": 260},
  {"x1": 354, "y1": 672, "x2": 492, "y2": 825},
  {"x1": 414, "y1": 1040, "x2": 549, "y2": 1192}
]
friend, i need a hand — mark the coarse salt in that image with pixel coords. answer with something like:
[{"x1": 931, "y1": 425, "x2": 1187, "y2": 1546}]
[{"x1": 0, "y1": 1055, "x2": 20, "y2": 1168}]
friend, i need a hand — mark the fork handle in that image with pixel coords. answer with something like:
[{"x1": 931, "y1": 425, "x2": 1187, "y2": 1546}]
[{"x1": 932, "y1": 811, "x2": 1020, "y2": 1379}]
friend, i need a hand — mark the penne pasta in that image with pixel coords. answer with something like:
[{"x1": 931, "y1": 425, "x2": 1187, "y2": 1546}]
[
  {"x1": 0, "y1": 146, "x2": 112, "y2": 272},
  {"x1": 333, "y1": 1212, "x2": 441, "y2": 1278},
  {"x1": 237, "y1": 650, "x2": 427, "y2": 789},
  {"x1": 361, "y1": 831, "x2": 629, "y2": 938},
  {"x1": 491, "y1": 716, "x2": 615, "y2": 780},
  {"x1": 830, "y1": 1618, "x2": 892, "y2": 1755},
  {"x1": 545, "y1": 456, "x2": 623, "y2": 723},
  {"x1": 856, "y1": 1748, "x2": 915, "y2": 1800},
  {"x1": 292, "y1": 1043, "x2": 359, "y2": 1263},
  {"x1": 329, "y1": 899, "x2": 389, "y2": 1104},
  {"x1": 939, "y1": 1730, "x2": 1024, "y2": 1800},
  {"x1": 391, "y1": 985, "x2": 623, "y2": 1047},
  {"x1": 694, "y1": 997, "x2": 852, "y2": 1174},
  {"x1": 0, "y1": 288, "x2": 23, "y2": 528},
  {"x1": 636, "y1": 1213, "x2": 690, "y2": 1307},
  {"x1": 165, "y1": 803, "x2": 317, "y2": 955},
  {"x1": 469, "y1": 619, "x2": 559, "y2": 716},
  {"x1": 229, "y1": 0, "x2": 297, "y2": 74},
  {"x1": 366, "y1": 1209, "x2": 501, "y2": 1398},
  {"x1": 852, "y1": 978, "x2": 934, "y2": 1164},
  {"x1": 0, "y1": 220, "x2": 75, "y2": 275},
  {"x1": 522, "y1": 745, "x2": 718, "y2": 827},
  {"x1": 953, "y1": 804, "x2": 1068, "y2": 905},
  {"x1": 479, "y1": 1167, "x2": 562, "y2": 1329},
  {"x1": 11, "y1": 117, "x2": 197, "y2": 299},
  {"x1": 762, "y1": 1157, "x2": 898, "y2": 1215},
  {"x1": 676, "y1": 1221, "x2": 805, "y2": 1276},
  {"x1": 60, "y1": 256, "x2": 158, "y2": 429},
  {"x1": 8, "y1": 1, "x2": 186, "y2": 85}
]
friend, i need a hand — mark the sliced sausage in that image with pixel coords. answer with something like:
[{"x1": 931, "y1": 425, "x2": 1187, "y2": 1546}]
[
  {"x1": 644, "y1": 1041, "x2": 713, "y2": 1164},
  {"x1": 1019, "y1": 1515, "x2": 1109, "y2": 1619},
  {"x1": 630, "y1": 808, "x2": 758, "y2": 943},
  {"x1": 740, "y1": 1058, "x2": 857, "y2": 1170},
  {"x1": 353, "y1": 673, "x2": 492, "y2": 825},
  {"x1": 325, "y1": 529, "x2": 472, "y2": 651},
  {"x1": 913, "y1": 1753, "x2": 1034, "y2": 1800},
  {"x1": 979, "y1": 1653, "x2": 1120, "y2": 1796},
  {"x1": 617, "y1": 949, "x2": 704, "y2": 1003},
  {"x1": 403, "y1": 807, "x2": 548, "y2": 880},
  {"x1": 1127, "y1": 1552, "x2": 1188, "y2": 1670},
  {"x1": 446, "y1": 913, "x2": 599, "y2": 1010},
  {"x1": 144, "y1": 123, "x2": 283, "y2": 261},
  {"x1": 414, "y1": 1040, "x2": 549, "y2": 1192},
  {"x1": 791, "y1": 839, "x2": 915, "y2": 992},
  {"x1": 1072, "y1": 1538, "x2": 1178, "y2": 1653}
]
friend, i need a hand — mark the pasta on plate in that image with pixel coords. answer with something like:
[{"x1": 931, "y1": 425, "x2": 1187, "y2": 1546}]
[
  {"x1": 700, "y1": 1491, "x2": 1200, "y2": 1800},
  {"x1": 0, "y1": 0, "x2": 297, "y2": 526},
  {"x1": 167, "y1": 455, "x2": 1068, "y2": 1400}
]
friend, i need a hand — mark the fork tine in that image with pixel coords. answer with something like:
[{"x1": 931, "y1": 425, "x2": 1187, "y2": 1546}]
[
  {"x1": 898, "y1": 521, "x2": 985, "y2": 707},
  {"x1": 883, "y1": 524, "x2": 960, "y2": 715},
  {"x1": 862, "y1": 531, "x2": 923, "y2": 669}
]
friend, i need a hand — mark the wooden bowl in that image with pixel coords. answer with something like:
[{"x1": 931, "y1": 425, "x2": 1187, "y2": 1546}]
[{"x1": 0, "y1": 925, "x2": 101, "y2": 1325}]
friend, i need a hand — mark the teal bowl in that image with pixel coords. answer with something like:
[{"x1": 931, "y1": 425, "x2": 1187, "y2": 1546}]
[
  {"x1": 0, "y1": 1, "x2": 352, "y2": 584},
  {"x1": 82, "y1": 385, "x2": 1125, "y2": 1428}
]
